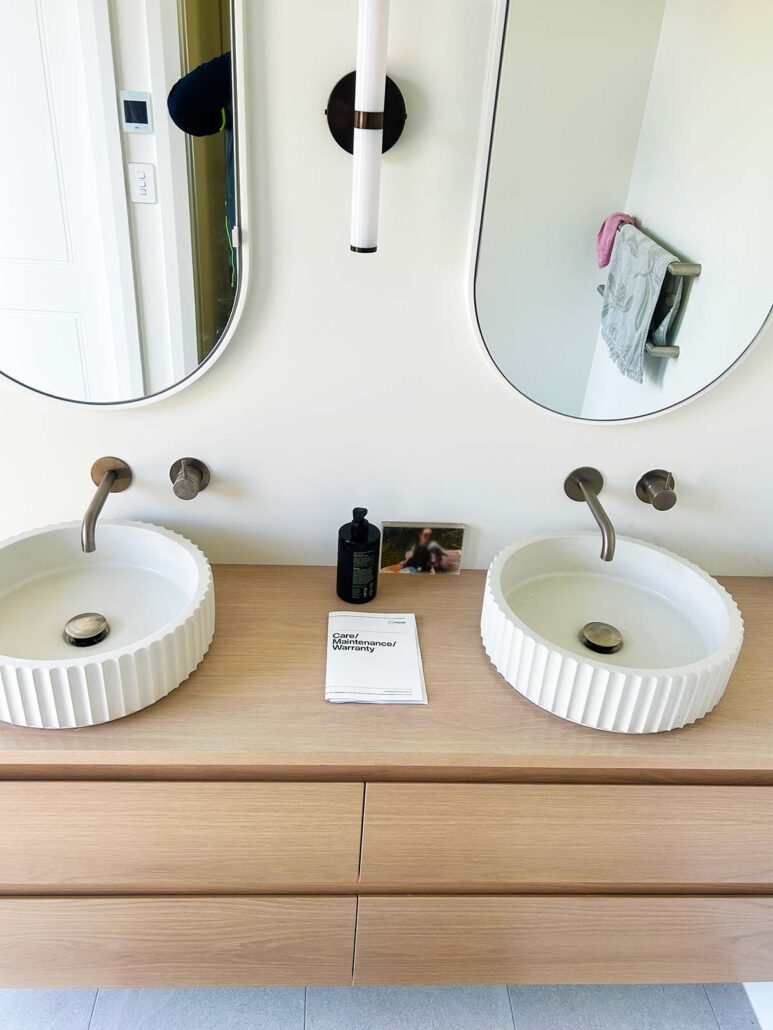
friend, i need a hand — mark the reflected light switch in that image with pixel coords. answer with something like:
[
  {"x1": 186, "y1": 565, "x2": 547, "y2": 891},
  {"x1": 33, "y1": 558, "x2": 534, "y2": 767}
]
[{"x1": 128, "y1": 163, "x2": 157, "y2": 204}]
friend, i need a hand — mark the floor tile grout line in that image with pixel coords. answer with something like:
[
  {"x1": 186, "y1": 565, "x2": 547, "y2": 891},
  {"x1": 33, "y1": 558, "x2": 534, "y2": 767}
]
[
  {"x1": 506, "y1": 985, "x2": 519, "y2": 1030},
  {"x1": 303, "y1": 985, "x2": 307, "y2": 1030},
  {"x1": 702, "y1": 983, "x2": 724, "y2": 1030},
  {"x1": 86, "y1": 987, "x2": 100, "y2": 1030}
]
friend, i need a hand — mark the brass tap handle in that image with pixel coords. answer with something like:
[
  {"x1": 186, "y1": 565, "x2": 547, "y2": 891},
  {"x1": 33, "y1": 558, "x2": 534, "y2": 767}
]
[
  {"x1": 170, "y1": 458, "x2": 211, "y2": 501},
  {"x1": 636, "y1": 469, "x2": 677, "y2": 511}
]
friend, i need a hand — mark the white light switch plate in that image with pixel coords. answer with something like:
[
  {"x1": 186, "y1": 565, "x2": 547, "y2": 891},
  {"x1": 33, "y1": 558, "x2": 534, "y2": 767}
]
[{"x1": 128, "y1": 162, "x2": 157, "y2": 204}]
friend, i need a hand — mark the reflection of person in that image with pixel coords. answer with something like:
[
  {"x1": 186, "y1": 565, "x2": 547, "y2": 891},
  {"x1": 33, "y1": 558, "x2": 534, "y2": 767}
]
[
  {"x1": 400, "y1": 528, "x2": 449, "y2": 574},
  {"x1": 167, "y1": 52, "x2": 236, "y2": 286}
]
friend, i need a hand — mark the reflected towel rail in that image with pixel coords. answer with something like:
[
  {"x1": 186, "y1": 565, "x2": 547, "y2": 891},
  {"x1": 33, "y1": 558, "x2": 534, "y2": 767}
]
[
  {"x1": 597, "y1": 242, "x2": 700, "y2": 358},
  {"x1": 664, "y1": 260, "x2": 701, "y2": 277},
  {"x1": 612, "y1": 221, "x2": 702, "y2": 279},
  {"x1": 596, "y1": 283, "x2": 683, "y2": 358},
  {"x1": 597, "y1": 284, "x2": 684, "y2": 360}
]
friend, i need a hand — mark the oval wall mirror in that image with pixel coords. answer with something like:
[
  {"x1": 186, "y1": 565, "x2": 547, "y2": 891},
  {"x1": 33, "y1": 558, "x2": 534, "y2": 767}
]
[
  {"x1": 475, "y1": 0, "x2": 772, "y2": 421},
  {"x1": 0, "y1": 0, "x2": 244, "y2": 405}
]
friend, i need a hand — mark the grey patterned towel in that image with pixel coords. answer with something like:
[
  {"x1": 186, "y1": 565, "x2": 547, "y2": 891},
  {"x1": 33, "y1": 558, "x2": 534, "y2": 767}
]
[{"x1": 601, "y1": 223, "x2": 683, "y2": 383}]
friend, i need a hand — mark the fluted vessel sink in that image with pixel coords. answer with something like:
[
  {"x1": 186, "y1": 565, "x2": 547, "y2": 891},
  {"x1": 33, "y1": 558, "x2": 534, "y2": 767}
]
[
  {"x1": 481, "y1": 535, "x2": 743, "y2": 733},
  {"x1": 0, "y1": 521, "x2": 214, "y2": 729}
]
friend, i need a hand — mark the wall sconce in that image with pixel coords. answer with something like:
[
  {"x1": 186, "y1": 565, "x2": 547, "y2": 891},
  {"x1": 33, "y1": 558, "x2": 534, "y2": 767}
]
[{"x1": 326, "y1": 0, "x2": 407, "y2": 253}]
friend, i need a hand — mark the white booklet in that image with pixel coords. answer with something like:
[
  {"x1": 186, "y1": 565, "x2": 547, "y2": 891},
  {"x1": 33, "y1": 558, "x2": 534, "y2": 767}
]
[{"x1": 325, "y1": 612, "x2": 427, "y2": 704}]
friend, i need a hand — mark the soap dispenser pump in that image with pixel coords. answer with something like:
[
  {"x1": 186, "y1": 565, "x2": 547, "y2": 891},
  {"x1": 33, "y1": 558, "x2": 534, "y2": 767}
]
[{"x1": 337, "y1": 507, "x2": 381, "y2": 604}]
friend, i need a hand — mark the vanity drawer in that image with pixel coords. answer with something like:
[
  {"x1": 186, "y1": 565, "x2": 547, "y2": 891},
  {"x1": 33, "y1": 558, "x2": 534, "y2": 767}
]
[
  {"x1": 0, "y1": 782, "x2": 363, "y2": 892},
  {"x1": 0, "y1": 896, "x2": 356, "y2": 987},
  {"x1": 360, "y1": 784, "x2": 773, "y2": 890},
  {"x1": 353, "y1": 896, "x2": 773, "y2": 985}
]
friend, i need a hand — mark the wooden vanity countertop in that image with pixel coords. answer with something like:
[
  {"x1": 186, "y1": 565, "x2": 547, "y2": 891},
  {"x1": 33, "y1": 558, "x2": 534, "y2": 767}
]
[{"x1": 0, "y1": 566, "x2": 771, "y2": 784}]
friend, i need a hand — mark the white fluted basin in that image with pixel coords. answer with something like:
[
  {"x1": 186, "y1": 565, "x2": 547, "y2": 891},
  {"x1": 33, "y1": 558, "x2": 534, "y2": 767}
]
[
  {"x1": 481, "y1": 535, "x2": 743, "y2": 733},
  {"x1": 0, "y1": 520, "x2": 214, "y2": 729}
]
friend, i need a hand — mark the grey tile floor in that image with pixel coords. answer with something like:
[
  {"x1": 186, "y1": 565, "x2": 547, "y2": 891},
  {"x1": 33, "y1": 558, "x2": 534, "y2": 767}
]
[{"x1": 0, "y1": 983, "x2": 760, "y2": 1030}]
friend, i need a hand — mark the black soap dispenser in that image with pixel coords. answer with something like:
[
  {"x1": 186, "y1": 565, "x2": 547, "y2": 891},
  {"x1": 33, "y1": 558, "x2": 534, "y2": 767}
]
[{"x1": 337, "y1": 508, "x2": 381, "y2": 604}]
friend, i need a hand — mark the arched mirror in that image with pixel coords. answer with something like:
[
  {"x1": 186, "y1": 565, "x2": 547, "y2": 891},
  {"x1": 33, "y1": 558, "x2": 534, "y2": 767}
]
[
  {"x1": 0, "y1": 0, "x2": 243, "y2": 405},
  {"x1": 475, "y1": 0, "x2": 772, "y2": 421}
]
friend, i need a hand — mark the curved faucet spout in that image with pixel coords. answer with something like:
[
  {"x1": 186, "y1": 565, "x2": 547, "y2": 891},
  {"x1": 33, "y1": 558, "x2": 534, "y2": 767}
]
[
  {"x1": 82, "y1": 470, "x2": 118, "y2": 553},
  {"x1": 82, "y1": 458, "x2": 133, "y2": 553},
  {"x1": 564, "y1": 467, "x2": 616, "y2": 562},
  {"x1": 577, "y1": 479, "x2": 615, "y2": 561}
]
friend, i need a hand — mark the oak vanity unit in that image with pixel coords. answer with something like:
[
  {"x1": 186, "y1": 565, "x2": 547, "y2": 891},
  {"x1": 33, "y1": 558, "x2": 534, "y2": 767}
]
[{"x1": 0, "y1": 565, "x2": 771, "y2": 988}]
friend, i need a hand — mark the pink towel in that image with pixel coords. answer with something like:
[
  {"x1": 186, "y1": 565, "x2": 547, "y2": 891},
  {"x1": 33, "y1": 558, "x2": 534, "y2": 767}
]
[{"x1": 597, "y1": 212, "x2": 636, "y2": 268}]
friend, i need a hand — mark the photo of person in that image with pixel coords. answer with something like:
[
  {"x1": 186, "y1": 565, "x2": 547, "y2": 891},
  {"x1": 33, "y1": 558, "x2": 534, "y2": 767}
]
[{"x1": 380, "y1": 524, "x2": 465, "y2": 575}]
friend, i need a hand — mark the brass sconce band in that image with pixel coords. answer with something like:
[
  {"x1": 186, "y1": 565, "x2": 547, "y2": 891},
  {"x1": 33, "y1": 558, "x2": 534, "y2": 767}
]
[
  {"x1": 354, "y1": 110, "x2": 384, "y2": 130},
  {"x1": 327, "y1": 73, "x2": 407, "y2": 154}
]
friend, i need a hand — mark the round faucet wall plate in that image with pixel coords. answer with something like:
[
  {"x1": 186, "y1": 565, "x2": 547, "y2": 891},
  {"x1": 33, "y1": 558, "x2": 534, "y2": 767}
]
[
  {"x1": 90, "y1": 457, "x2": 132, "y2": 491},
  {"x1": 563, "y1": 466, "x2": 604, "y2": 502}
]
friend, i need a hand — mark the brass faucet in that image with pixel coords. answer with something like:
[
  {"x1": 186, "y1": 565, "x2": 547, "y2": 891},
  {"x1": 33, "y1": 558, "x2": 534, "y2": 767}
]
[
  {"x1": 564, "y1": 467, "x2": 615, "y2": 562},
  {"x1": 82, "y1": 458, "x2": 133, "y2": 553}
]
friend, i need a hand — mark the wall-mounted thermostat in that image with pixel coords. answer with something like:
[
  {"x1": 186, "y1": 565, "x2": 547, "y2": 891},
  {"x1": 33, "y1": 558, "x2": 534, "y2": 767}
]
[{"x1": 119, "y1": 90, "x2": 153, "y2": 133}]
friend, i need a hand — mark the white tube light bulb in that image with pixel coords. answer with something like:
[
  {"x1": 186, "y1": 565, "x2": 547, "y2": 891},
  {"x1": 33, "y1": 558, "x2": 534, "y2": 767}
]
[{"x1": 351, "y1": 0, "x2": 390, "y2": 253}]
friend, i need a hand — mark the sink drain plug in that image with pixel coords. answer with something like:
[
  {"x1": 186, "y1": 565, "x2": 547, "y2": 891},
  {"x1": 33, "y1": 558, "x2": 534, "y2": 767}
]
[
  {"x1": 580, "y1": 621, "x2": 623, "y2": 655},
  {"x1": 64, "y1": 613, "x2": 110, "y2": 648}
]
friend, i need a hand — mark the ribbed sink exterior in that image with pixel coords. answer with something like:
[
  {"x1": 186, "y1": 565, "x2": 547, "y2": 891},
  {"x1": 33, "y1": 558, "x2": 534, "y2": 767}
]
[
  {"x1": 480, "y1": 539, "x2": 744, "y2": 734},
  {"x1": 0, "y1": 523, "x2": 214, "y2": 729}
]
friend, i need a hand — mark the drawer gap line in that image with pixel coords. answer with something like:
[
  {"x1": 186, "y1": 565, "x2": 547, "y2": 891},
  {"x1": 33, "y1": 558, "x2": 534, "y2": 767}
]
[{"x1": 357, "y1": 783, "x2": 367, "y2": 880}]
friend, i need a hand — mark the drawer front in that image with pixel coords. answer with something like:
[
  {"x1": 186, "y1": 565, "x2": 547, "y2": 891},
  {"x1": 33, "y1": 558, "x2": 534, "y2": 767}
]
[
  {"x1": 0, "y1": 896, "x2": 356, "y2": 987},
  {"x1": 360, "y1": 783, "x2": 773, "y2": 890},
  {"x1": 354, "y1": 896, "x2": 773, "y2": 985},
  {"x1": 0, "y1": 782, "x2": 363, "y2": 892}
]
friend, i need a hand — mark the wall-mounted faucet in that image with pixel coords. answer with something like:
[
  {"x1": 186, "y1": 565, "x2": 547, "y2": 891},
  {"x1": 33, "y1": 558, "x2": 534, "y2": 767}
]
[
  {"x1": 636, "y1": 469, "x2": 677, "y2": 510},
  {"x1": 564, "y1": 466, "x2": 616, "y2": 562},
  {"x1": 82, "y1": 457, "x2": 132, "y2": 553}
]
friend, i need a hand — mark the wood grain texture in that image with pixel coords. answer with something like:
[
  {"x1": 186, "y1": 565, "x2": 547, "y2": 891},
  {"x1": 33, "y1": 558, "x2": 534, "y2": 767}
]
[
  {"x1": 353, "y1": 896, "x2": 773, "y2": 985},
  {"x1": 0, "y1": 567, "x2": 769, "y2": 784},
  {"x1": 0, "y1": 782, "x2": 363, "y2": 893},
  {"x1": 360, "y1": 783, "x2": 773, "y2": 891},
  {"x1": 0, "y1": 896, "x2": 356, "y2": 987}
]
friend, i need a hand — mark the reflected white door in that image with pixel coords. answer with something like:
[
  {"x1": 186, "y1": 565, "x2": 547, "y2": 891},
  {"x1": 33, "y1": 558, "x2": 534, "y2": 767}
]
[{"x1": 0, "y1": 0, "x2": 143, "y2": 401}]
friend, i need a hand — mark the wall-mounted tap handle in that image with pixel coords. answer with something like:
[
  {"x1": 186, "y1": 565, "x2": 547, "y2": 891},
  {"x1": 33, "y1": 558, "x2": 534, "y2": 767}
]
[
  {"x1": 636, "y1": 469, "x2": 677, "y2": 511},
  {"x1": 564, "y1": 466, "x2": 616, "y2": 562},
  {"x1": 170, "y1": 458, "x2": 210, "y2": 501}
]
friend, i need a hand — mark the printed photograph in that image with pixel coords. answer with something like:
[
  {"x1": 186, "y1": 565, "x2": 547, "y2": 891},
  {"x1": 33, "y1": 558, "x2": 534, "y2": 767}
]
[{"x1": 380, "y1": 523, "x2": 465, "y2": 575}]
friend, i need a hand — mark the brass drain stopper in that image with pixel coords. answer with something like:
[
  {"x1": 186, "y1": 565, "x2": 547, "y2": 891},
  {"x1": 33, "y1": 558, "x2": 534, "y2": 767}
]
[
  {"x1": 64, "y1": 613, "x2": 110, "y2": 648},
  {"x1": 580, "y1": 621, "x2": 623, "y2": 655}
]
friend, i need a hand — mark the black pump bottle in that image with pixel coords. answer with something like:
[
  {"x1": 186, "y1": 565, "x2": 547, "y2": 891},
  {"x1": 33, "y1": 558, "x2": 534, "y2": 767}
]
[{"x1": 337, "y1": 508, "x2": 381, "y2": 604}]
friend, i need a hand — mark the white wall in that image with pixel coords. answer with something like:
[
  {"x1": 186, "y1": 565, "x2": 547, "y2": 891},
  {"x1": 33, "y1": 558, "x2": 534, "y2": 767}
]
[
  {"x1": 582, "y1": 0, "x2": 773, "y2": 420},
  {"x1": 1, "y1": 0, "x2": 773, "y2": 576},
  {"x1": 476, "y1": 0, "x2": 666, "y2": 417}
]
